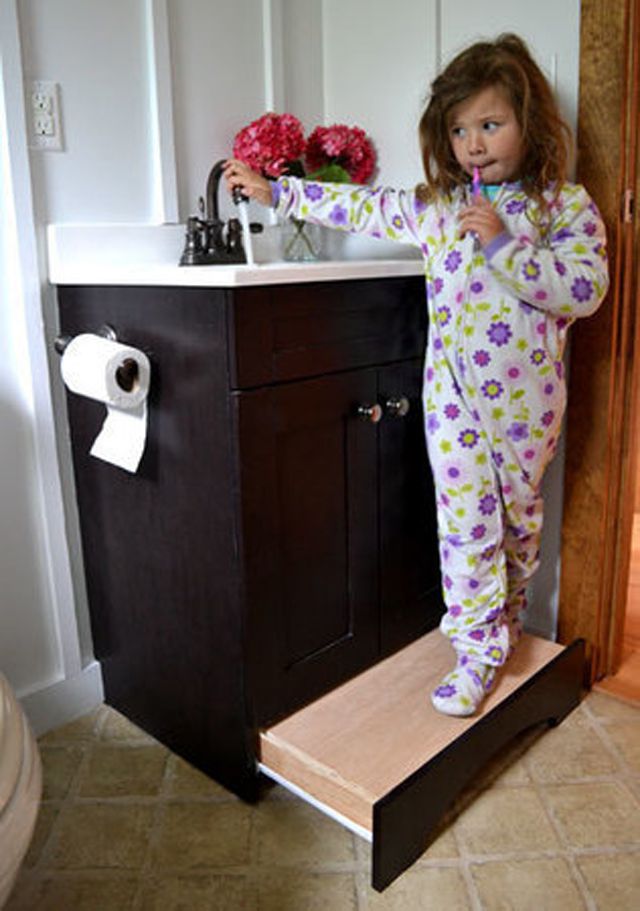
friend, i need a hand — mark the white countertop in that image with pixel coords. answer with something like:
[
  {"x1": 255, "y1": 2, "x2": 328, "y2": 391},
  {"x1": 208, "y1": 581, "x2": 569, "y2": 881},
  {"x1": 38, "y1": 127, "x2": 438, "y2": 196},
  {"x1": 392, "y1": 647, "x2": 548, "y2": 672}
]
[{"x1": 47, "y1": 224, "x2": 425, "y2": 288}]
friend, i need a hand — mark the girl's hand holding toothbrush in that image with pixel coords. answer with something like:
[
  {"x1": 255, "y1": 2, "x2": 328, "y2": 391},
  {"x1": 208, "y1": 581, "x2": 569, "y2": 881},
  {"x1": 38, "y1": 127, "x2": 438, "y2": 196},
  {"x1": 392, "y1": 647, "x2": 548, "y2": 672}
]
[
  {"x1": 224, "y1": 159, "x2": 272, "y2": 207},
  {"x1": 458, "y1": 166, "x2": 506, "y2": 248},
  {"x1": 458, "y1": 196, "x2": 506, "y2": 248}
]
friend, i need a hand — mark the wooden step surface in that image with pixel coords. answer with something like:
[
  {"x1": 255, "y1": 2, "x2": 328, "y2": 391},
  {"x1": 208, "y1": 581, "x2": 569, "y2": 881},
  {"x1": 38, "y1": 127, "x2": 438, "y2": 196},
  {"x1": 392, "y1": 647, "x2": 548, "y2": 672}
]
[{"x1": 259, "y1": 630, "x2": 564, "y2": 832}]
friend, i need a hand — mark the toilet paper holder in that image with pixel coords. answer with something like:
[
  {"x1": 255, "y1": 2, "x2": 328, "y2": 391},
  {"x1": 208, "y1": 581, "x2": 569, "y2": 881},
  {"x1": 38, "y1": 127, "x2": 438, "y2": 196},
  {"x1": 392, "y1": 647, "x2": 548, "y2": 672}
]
[
  {"x1": 55, "y1": 324, "x2": 143, "y2": 395},
  {"x1": 54, "y1": 323, "x2": 117, "y2": 355}
]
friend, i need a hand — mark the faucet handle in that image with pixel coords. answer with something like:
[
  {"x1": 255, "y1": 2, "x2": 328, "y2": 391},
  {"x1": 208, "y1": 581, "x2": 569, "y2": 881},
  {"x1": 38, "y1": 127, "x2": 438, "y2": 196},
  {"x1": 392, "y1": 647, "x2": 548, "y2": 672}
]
[
  {"x1": 226, "y1": 218, "x2": 245, "y2": 261},
  {"x1": 179, "y1": 216, "x2": 205, "y2": 266}
]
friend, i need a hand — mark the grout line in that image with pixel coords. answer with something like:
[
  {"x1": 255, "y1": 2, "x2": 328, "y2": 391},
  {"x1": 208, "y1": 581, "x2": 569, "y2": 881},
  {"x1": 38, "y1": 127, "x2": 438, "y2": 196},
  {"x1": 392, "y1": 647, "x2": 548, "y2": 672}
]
[
  {"x1": 354, "y1": 868, "x2": 370, "y2": 911},
  {"x1": 526, "y1": 762, "x2": 599, "y2": 911},
  {"x1": 450, "y1": 822, "x2": 483, "y2": 911},
  {"x1": 580, "y1": 698, "x2": 640, "y2": 783},
  {"x1": 31, "y1": 737, "x2": 93, "y2": 874},
  {"x1": 555, "y1": 852, "x2": 599, "y2": 911},
  {"x1": 129, "y1": 748, "x2": 173, "y2": 909}
]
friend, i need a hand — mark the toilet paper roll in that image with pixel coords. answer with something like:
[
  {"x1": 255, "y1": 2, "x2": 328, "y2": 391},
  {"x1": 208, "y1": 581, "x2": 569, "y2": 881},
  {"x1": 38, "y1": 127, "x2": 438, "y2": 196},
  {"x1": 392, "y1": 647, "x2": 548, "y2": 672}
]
[{"x1": 60, "y1": 333, "x2": 151, "y2": 473}]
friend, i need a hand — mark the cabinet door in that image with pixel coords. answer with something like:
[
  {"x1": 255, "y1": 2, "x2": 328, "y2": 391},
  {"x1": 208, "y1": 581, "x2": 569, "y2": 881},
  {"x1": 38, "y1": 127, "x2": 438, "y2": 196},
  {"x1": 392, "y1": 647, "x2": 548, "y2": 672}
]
[
  {"x1": 236, "y1": 370, "x2": 380, "y2": 724},
  {"x1": 378, "y1": 361, "x2": 443, "y2": 654}
]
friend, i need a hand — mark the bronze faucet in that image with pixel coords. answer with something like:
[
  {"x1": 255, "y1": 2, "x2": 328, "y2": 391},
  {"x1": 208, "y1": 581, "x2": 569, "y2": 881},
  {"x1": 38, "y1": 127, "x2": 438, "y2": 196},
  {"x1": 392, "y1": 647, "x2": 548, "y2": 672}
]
[{"x1": 179, "y1": 158, "x2": 260, "y2": 265}]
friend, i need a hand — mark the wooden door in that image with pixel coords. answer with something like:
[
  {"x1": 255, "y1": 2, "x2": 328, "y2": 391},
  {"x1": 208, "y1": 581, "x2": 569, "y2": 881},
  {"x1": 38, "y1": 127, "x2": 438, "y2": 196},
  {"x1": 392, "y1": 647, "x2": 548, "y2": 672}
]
[
  {"x1": 237, "y1": 369, "x2": 381, "y2": 724},
  {"x1": 377, "y1": 359, "x2": 444, "y2": 654},
  {"x1": 559, "y1": 0, "x2": 640, "y2": 679}
]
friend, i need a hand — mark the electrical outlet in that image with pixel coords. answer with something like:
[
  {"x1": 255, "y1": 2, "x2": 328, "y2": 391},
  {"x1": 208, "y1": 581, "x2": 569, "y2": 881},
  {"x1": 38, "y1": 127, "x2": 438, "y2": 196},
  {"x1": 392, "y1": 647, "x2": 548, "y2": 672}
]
[
  {"x1": 28, "y1": 80, "x2": 63, "y2": 151},
  {"x1": 34, "y1": 113, "x2": 55, "y2": 136},
  {"x1": 32, "y1": 92, "x2": 52, "y2": 113}
]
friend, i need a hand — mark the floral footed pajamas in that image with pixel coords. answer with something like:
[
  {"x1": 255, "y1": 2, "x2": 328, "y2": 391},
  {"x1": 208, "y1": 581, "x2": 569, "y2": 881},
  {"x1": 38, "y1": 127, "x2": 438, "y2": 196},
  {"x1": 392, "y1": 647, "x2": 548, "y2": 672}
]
[{"x1": 273, "y1": 176, "x2": 609, "y2": 715}]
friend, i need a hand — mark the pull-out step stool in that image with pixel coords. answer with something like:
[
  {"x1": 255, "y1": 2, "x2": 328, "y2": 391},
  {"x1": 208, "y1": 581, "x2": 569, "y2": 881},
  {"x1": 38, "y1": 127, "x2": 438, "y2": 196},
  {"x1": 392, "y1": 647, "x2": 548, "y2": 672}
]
[{"x1": 259, "y1": 631, "x2": 585, "y2": 891}]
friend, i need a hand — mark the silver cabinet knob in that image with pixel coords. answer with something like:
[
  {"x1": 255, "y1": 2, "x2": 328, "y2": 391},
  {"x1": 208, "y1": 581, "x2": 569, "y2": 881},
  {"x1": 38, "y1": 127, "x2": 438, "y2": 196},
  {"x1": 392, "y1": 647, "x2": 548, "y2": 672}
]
[
  {"x1": 385, "y1": 396, "x2": 410, "y2": 418},
  {"x1": 357, "y1": 403, "x2": 383, "y2": 424}
]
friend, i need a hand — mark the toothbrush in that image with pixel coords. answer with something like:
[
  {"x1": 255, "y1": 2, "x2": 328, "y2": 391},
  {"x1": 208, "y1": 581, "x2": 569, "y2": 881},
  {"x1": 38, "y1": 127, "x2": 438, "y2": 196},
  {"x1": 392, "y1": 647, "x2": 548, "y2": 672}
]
[
  {"x1": 232, "y1": 187, "x2": 255, "y2": 267},
  {"x1": 472, "y1": 166, "x2": 482, "y2": 200}
]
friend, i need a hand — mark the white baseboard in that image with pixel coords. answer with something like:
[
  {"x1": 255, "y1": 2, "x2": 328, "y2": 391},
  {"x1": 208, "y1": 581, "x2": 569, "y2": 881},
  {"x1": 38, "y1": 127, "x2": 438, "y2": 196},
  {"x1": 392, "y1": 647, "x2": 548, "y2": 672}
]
[{"x1": 19, "y1": 661, "x2": 104, "y2": 737}]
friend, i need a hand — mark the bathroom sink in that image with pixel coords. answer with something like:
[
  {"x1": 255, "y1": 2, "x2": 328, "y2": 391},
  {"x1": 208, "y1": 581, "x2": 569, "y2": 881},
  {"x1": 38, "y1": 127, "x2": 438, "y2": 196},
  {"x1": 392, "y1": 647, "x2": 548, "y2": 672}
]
[{"x1": 47, "y1": 224, "x2": 425, "y2": 288}]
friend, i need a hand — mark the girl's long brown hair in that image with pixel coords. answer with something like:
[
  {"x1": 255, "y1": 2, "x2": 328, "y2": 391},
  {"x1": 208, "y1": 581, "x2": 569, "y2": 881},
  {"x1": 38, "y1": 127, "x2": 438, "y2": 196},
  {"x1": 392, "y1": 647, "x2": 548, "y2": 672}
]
[{"x1": 417, "y1": 33, "x2": 572, "y2": 208}]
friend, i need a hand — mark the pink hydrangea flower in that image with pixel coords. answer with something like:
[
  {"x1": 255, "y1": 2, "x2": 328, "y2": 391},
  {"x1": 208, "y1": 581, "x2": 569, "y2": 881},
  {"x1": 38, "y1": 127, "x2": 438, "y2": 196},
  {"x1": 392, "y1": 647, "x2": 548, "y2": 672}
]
[
  {"x1": 305, "y1": 124, "x2": 376, "y2": 184},
  {"x1": 232, "y1": 112, "x2": 306, "y2": 178},
  {"x1": 233, "y1": 114, "x2": 377, "y2": 185}
]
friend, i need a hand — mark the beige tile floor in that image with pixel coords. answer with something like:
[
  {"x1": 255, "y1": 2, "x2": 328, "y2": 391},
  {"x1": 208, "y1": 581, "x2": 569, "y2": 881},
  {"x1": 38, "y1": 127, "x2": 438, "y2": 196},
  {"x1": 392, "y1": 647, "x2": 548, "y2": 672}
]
[{"x1": 5, "y1": 691, "x2": 640, "y2": 911}]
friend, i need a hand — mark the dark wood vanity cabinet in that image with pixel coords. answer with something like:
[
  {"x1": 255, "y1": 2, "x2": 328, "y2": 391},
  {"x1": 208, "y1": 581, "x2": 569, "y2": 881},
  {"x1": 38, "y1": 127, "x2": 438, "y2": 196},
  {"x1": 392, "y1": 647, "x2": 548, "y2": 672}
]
[{"x1": 57, "y1": 276, "x2": 443, "y2": 799}]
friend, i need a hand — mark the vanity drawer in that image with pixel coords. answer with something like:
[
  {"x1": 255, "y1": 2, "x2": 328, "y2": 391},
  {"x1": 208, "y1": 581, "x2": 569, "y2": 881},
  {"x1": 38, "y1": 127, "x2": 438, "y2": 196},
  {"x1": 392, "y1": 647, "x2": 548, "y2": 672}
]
[
  {"x1": 228, "y1": 277, "x2": 426, "y2": 389},
  {"x1": 258, "y1": 630, "x2": 584, "y2": 891}
]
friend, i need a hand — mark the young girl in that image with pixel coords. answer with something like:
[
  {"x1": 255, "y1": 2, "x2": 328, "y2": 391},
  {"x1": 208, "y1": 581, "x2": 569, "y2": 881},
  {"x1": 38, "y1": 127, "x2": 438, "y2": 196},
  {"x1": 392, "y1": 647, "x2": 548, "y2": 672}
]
[{"x1": 224, "y1": 33, "x2": 609, "y2": 717}]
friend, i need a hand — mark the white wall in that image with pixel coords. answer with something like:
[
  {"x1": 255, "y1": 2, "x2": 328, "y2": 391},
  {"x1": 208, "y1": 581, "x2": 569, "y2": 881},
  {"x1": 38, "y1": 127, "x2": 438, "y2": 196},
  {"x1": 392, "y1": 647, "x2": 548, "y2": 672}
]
[
  {"x1": 18, "y1": 0, "x2": 154, "y2": 224},
  {"x1": 2, "y1": 0, "x2": 581, "y2": 732},
  {"x1": 1, "y1": 0, "x2": 102, "y2": 735},
  {"x1": 441, "y1": 1, "x2": 580, "y2": 126},
  {"x1": 15, "y1": 0, "x2": 583, "y2": 225},
  {"x1": 0, "y1": 115, "x2": 59, "y2": 696},
  {"x1": 168, "y1": 0, "x2": 267, "y2": 222},
  {"x1": 322, "y1": 0, "x2": 437, "y2": 188}
]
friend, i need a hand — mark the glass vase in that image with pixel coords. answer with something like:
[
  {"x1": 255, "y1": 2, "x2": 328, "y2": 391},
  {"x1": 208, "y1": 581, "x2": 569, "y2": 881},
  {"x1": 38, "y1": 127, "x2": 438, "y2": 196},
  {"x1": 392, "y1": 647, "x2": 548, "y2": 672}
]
[{"x1": 282, "y1": 217, "x2": 324, "y2": 262}]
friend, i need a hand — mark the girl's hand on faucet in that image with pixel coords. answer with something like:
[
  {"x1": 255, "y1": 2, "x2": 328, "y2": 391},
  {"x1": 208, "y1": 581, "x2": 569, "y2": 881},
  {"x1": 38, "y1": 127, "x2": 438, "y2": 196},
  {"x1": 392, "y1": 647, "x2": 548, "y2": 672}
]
[{"x1": 224, "y1": 159, "x2": 272, "y2": 207}]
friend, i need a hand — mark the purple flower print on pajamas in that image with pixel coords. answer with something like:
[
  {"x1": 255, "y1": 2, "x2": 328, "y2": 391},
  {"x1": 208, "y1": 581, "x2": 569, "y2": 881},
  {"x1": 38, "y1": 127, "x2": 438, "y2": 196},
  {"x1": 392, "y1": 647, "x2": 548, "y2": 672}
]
[
  {"x1": 458, "y1": 428, "x2": 479, "y2": 449},
  {"x1": 487, "y1": 322, "x2": 512, "y2": 346},
  {"x1": 426, "y1": 413, "x2": 440, "y2": 435},
  {"x1": 523, "y1": 259, "x2": 541, "y2": 281},
  {"x1": 478, "y1": 494, "x2": 498, "y2": 516},
  {"x1": 304, "y1": 183, "x2": 324, "y2": 201},
  {"x1": 329, "y1": 204, "x2": 348, "y2": 226},
  {"x1": 473, "y1": 349, "x2": 491, "y2": 367},
  {"x1": 445, "y1": 250, "x2": 462, "y2": 273},
  {"x1": 437, "y1": 305, "x2": 452, "y2": 326},
  {"x1": 571, "y1": 277, "x2": 594, "y2": 302},
  {"x1": 507, "y1": 422, "x2": 529, "y2": 442},
  {"x1": 481, "y1": 379, "x2": 503, "y2": 400},
  {"x1": 506, "y1": 198, "x2": 526, "y2": 215}
]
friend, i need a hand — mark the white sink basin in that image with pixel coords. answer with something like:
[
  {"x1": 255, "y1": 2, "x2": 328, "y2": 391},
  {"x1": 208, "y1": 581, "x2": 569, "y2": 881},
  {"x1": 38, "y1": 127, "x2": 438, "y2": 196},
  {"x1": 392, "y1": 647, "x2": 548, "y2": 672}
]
[{"x1": 46, "y1": 224, "x2": 424, "y2": 288}]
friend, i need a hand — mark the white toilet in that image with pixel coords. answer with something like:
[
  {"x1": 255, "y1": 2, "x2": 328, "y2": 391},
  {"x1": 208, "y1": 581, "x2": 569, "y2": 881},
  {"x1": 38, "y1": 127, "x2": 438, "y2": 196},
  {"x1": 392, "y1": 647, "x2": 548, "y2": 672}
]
[{"x1": 0, "y1": 673, "x2": 42, "y2": 909}]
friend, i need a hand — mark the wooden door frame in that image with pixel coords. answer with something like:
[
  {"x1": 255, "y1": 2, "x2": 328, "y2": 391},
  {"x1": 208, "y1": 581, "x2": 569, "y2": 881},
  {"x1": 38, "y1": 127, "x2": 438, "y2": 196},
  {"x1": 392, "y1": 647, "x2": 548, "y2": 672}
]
[{"x1": 559, "y1": 0, "x2": 640, "y2": 681}]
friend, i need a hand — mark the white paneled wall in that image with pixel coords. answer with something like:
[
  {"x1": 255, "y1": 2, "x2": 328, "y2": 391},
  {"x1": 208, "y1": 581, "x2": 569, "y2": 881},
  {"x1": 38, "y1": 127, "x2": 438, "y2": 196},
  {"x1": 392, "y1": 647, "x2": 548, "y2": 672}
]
[
  {"x1": 167, "y1": 0, "x2": 266, "y2": 221},
  {"x1": 1, "y1": 0, "x2": 102, "y2": 736},
  {"x1": 321, "y1": 0, "x2": 580, "y2": 188},
  {"x1": 2, "y1": 0, "x2": 580, "y2": 733},
  {"x1": 15, "y1": 0, "x2": 582, "y2": 224},
  {"x1": 322, "y1": 0, "x2": 437, "y2": 187},
  {"x1": 0, "y1": 130, "x2": 59, "y2": 695},
  {"x1": 280, "y1": 0, "x2": 324, "y2": 133},
  {"x1": 440, "y1": 1, "x2": 581, "y2": 147},
  {"x1": 18, "y1": 0, "x2": 154, "y2": 224}
]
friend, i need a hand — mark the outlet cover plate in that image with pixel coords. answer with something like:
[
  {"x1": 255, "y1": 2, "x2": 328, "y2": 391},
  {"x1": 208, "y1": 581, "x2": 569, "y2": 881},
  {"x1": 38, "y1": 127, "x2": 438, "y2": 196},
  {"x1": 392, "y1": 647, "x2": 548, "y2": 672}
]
[{"x1": 28, "y1": 80, "x2": 63, "y2": 151}]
